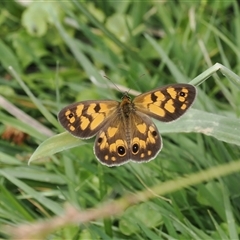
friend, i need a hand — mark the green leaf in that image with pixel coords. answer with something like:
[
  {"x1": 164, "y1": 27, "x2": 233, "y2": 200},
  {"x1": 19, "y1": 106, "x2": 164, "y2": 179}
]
[{"x1": 28, "y1": 132, "x2": 88, "y2": 164}]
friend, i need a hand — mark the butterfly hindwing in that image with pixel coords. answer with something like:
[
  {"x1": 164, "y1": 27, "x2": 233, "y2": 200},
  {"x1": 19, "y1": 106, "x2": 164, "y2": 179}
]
[
  {"x1": 129, "y1": 112, "x2": 162, "y2": 162},
  {"x1": 94, "y1": 114, "x2": 130, "y2": 166}
]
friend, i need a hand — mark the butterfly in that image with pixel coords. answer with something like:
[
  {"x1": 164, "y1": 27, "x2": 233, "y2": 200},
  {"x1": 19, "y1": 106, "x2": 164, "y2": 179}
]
[{"x1": 58, "y1": 83, "x2": 196, "y2": 167}]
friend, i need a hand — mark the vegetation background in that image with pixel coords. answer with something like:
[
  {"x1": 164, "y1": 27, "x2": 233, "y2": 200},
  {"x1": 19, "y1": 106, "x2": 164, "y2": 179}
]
[{"x1": 0, "y1": 1, "x2": 240, "y2": 239}]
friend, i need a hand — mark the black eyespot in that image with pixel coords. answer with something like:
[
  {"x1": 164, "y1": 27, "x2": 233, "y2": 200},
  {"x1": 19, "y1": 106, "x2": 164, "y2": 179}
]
[
  {"x1": 152, "y1": 130, "x2": 157, "y2": 137},
  {"x1": 98, "y1": 137, "x2": 103, "y2": 144},
  {"x1": 117, "y1": 146, "x2": 126, "y2": 156},
  {"x1": 132, "y1": 143, "x2": 139, "y2": 154},
  {"x1": 179, "y1": 91, "x2": 186, "y2": 97},
  {"x1": 68, "y1": 113, "x2": 74, "y2": 118}
]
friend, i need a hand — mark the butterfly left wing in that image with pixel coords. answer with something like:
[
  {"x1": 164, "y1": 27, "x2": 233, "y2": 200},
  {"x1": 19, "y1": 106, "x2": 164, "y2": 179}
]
[
  {"x1": 58, "y1": 100, "x2": 119, "y2": 139},
  {"x1": 94, "y1": 114, "x2": 130, "y2": 166},
  {"x1": 133, "y1": 84, "x2": 196, "y2": 122}
]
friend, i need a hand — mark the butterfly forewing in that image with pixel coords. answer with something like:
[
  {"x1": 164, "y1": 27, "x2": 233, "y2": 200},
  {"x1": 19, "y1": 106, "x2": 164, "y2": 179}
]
[
  {"x1": 58, "y1": 100, "x2": 119, "y2": 139},
  {"x1": 133, "y1": 84, "x2": 196, "y2": 122}
]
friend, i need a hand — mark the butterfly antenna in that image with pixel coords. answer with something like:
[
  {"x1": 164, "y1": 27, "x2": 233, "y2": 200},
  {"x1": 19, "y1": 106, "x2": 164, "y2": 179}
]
[
  {"x1": 103, "y1": 75, "x2": 123, "y2": 93},
  {"x1": 103, "y1": 75, "x2": 141, "y2": 97},
  {"x1": 139, "y1": 73, "x2": 145, "y2": 79},
  {"x1": 126, "y1": 73, "x2": 145, "y2": 95}
]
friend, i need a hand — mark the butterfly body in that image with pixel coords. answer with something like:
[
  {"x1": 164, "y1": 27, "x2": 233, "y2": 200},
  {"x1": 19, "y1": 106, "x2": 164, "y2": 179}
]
[{"x1": 58, "y1": 84, "x2": 196, "y2": 166}]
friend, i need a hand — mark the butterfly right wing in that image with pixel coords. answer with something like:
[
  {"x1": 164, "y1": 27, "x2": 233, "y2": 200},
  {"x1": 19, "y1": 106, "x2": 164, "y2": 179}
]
[
  {"x1": 58, "y1": 100, "x2": 119, "y2": 139},
  {"x1": 129, "y1": 112, "x2": 162, "y2": 162},
  {"x1": 133, "y1": 84, "x2": 196, "y2": 122}
]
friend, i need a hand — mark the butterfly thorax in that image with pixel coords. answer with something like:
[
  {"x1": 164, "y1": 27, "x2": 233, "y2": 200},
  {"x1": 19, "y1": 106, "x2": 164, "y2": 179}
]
[{"x1": 119, "y1": 94, "x2": 135, "y2": 118}]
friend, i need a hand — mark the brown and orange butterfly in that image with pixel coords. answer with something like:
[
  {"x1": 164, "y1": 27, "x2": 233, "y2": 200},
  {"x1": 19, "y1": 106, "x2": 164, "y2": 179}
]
[{"x1": 58, "y1": 84, "x2": 196, "y2": 167}]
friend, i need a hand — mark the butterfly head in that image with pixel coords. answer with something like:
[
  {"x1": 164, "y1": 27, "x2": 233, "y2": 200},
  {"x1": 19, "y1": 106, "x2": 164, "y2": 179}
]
[
  {"x1": 120, "y1": 92, "x2": 132, "y2": 107},
  {"x1": 121, "y1": 92, "x2": 131, "y2": 101}
]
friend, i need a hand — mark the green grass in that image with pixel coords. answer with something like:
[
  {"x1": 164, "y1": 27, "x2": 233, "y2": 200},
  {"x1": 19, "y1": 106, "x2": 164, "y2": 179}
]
[{"x1": 0, "y1": 1, "x2": 240, "y2": 239}]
